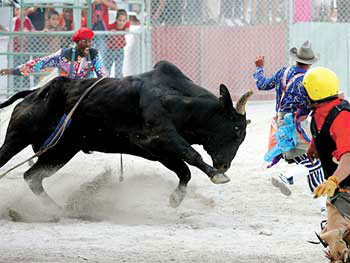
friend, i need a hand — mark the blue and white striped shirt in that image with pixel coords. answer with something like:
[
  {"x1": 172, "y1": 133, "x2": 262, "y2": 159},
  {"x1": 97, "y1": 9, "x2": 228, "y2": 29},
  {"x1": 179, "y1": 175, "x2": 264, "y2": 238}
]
[{"x1": 253, "y1": 65, "x2": 309, "y2": 113}]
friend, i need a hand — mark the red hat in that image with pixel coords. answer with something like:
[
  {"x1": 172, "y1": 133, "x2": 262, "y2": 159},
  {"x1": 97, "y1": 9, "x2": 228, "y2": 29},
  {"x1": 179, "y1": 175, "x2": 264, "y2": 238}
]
[{"x1": 72, "y1": 27, "x2": 94, "y2": 42}]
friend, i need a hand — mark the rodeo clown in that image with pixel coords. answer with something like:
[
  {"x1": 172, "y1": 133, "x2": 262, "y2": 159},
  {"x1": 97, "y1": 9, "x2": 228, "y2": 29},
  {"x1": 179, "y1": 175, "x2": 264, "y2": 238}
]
[
  {"x1": 254, "y1": 41, "x2": 326, "y2": 213},
  {"x1": 304, "y1": 67, "x2": 350, "y2": 263},
  {"x1": 0, "y1": 27, "x2": 108, "y2": 79}
]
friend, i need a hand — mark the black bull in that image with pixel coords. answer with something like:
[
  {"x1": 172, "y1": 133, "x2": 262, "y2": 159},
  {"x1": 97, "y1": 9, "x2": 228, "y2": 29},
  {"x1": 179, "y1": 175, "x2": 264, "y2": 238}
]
[{"x1": 0, "y1": 61, "x2": 252, "y2": 209}]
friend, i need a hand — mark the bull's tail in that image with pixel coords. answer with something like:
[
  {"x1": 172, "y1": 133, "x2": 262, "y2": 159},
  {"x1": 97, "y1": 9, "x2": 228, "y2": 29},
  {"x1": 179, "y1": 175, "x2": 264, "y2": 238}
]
[{"x1": 0, "y1": 89, "x2": 36, "y2": 109}]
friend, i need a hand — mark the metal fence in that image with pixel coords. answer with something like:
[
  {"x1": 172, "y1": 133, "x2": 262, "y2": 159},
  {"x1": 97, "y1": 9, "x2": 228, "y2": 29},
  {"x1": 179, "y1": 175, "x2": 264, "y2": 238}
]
[
  {"x1": 0, "y1": 0, "x2": 147, "y2": 95},
  {"x1": 0, "y1": 0, "x2": 348, "y2": 99},
  {"x1": 149, "y1": 0, "x2": 347, "y2": 100}
]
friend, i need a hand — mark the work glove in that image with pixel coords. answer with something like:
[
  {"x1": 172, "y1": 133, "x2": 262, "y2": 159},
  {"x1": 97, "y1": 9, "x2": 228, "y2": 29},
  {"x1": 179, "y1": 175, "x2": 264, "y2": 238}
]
[{"x1": 313, "y1": 175, "x2": 338, "y2": 198}]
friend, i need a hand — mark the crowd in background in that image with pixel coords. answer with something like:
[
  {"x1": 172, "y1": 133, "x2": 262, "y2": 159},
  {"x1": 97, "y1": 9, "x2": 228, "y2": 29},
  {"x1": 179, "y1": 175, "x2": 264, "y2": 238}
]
[
  {"x1": 1, "y1": 0, "x2": 343, "y2": 34},
  {"x1": 1, "y1": 0, "x2": 140, "y2": 86}
]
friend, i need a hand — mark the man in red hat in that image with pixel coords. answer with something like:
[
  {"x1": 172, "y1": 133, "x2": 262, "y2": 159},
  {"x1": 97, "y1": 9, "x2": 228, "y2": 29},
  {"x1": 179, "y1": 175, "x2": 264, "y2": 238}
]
[{"x1": 0, "y1": 27, "x2": 108, "y2": 80}]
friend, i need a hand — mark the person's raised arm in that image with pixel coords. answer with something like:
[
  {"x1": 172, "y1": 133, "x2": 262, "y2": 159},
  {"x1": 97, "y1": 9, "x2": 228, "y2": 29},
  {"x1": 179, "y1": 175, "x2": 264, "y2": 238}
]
[{"x1": 253, "y1": 55, "x2": 284, "y2": 91}]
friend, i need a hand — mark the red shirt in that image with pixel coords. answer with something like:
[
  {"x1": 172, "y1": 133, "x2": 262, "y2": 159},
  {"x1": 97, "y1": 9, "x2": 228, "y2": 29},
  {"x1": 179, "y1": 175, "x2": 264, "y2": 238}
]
[
  {"x1": 81, "y1": 16, "x2": 88, "y2": 28},
  {"x1": 58, "y1": 13, "x2": 73, "y2": 31},
  {"x1": 106, "y1": 20, "x2": 130, "y2": 50},
  {"x1": 12, "y1": 16, "x2": 33, "y2": 51},
  {"x1": 312, "y1": 98, "x2": 350, "y2": 160}
]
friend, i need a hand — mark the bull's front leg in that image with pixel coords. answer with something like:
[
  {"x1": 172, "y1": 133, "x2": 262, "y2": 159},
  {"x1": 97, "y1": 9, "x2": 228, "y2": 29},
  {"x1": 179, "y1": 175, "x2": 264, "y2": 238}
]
[
  {"x1": 183, "y1": 147, "x2": 230, "y2": 184},
  {"x1": 135, "y1": 127, "x2": 230, "y2": 184}
]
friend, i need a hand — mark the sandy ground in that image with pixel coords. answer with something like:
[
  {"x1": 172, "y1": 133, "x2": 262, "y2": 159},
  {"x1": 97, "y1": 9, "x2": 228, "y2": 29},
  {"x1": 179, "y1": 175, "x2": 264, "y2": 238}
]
[{"x1": 0, "y1": 101, "x2": 329, "y2": 263}]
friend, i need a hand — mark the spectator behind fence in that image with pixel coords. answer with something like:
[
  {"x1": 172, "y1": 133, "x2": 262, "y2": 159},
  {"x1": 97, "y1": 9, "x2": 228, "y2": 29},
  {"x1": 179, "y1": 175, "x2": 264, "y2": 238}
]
[
  {"x1": 249, "y1": 0, "x2": 258, "y2": 25},
  {"x1": 106, "y1": 9, "x2": 130, "y2": 78},
  {"x1": 41, "y1": 9, "x2": 62, "y2": 79},
  {"x1": 27, "y1": 7, "x2": 49, "y2": 86},
  {"x1": 59, "y1": 7, "x2": 74, "y2": 31},
  {"x1": 129, "y1": 12, "x2": 140, "y2": 25},
  {"x1": 255, "y1": 0, "x2": 268, "y2": 24},
  {"x1": 220, "y1": 0, "x2": 249, "y2": 26},
  {"x1": 10, "y1": 7, "x2": 33, "y2": 90},
  {"x1": 254, "y1": 0, "x2": 282, "y2": 25},
  {"x1": 312, "y1": 0, "x2": 337, "y2": 22},
  {"x1": 203, "y1": 0, "x2": 220, "y2": 25},
  {"x1": 184, "y1": 0, "x2": 203, "y2": 25},
  {"x1": 81, "y1": 8, "x2": 88, "y2": 30},
  {"x1": 12, "y1": 8, "x2": 33, "y2": 52},
  {"x1": 82, "y1": 0, "x2": 117, "y2": 65},
  {"x1": 59, "y1": 7, "x2": 74, "y2": 48},
  {"x1": 151, "y1": 0, "x2": 184, "y2": 26},
  {"x1": 27, "y1": 7, "x2": 47, "y2": 31},
  {"x1": 220, "y1": 0, "x2": 234, "y2": 26},
  {"x1": 0, "y1": 27, "x2": 108, "y2": 81},
  {"x1": 272, "y1": 0, "x2": 284, "y2": 23}
]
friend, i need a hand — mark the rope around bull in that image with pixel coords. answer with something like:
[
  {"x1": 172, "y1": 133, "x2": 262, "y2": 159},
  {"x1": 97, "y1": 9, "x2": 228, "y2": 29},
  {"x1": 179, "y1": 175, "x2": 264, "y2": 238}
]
[{"x1": 0, "y1": 77, "x2": 107, "y2": 180}]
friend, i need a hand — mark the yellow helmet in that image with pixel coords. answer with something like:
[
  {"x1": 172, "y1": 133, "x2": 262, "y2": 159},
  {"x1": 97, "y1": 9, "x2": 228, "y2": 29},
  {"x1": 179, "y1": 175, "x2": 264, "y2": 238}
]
[{"x1": 302, "y1": 67, "x2": 339, "y2": 102}]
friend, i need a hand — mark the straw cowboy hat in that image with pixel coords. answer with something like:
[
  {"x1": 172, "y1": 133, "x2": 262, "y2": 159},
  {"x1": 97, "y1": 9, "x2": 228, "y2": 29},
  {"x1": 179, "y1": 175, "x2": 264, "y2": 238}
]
[{"x1": 290, "y1": 41, "x2": 320, "y2": 64}]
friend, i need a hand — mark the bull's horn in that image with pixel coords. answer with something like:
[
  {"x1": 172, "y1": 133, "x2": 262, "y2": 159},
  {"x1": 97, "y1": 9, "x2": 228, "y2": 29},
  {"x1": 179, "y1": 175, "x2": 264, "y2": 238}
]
[{"x1": 236, "y1": 90, "x2": 253, "y2": 115}]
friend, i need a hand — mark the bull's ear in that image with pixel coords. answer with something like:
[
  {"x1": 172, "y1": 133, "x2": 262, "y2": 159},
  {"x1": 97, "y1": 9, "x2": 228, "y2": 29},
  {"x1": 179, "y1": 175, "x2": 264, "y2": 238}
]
[{"x1": 219, "y1": 84, "x2": 233, "y2": 113}]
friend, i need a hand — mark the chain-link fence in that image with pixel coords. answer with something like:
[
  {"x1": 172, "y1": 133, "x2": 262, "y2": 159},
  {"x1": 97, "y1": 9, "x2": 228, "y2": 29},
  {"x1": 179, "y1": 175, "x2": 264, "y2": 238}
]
[
  {"x1": 149, "y1": 0, "x2": 348, "y2": 100},
  {"x1": 0, "y1": 0, "x2": 349, "y2": 99}
]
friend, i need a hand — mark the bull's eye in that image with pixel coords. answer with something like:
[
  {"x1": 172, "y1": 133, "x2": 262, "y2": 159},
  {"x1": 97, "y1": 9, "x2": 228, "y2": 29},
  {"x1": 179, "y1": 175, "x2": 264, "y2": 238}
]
[{"x1": 234, "y1": 126, "x2": 240, "y2": 131}]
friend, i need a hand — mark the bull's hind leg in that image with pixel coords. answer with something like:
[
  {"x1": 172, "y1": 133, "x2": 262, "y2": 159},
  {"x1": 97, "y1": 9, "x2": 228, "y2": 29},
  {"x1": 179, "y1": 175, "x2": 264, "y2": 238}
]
[
  {"x1": 160, "y1": 159, "x2": 191, "y2": 208},
  {"x1": 0, "y1": 132, "x2": 28, "y2": 169},
  {"x1": 23, "y1": 148, "x2": 78, "y2": 210}
]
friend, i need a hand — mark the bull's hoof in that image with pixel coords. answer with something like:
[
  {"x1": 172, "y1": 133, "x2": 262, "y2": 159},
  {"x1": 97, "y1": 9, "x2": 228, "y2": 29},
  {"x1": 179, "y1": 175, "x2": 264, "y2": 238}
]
[
  {"x1": 169, "y1": 188, "x2": 187, "y2": 208},
  {"x1": 210, "y1": 173, "x2": 230, "y2": 184}
]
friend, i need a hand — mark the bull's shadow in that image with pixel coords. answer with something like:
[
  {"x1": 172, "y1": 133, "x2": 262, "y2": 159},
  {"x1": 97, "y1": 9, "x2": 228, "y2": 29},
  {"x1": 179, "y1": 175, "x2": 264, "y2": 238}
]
[{"x1": 0, "y1": 60, "x2": 252, "y2": 212}]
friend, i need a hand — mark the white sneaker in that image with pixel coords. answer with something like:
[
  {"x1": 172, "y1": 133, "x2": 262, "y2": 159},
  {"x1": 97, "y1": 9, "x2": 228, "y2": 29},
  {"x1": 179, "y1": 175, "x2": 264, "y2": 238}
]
[{"x1": 271, "y1": 174, "x2": 292, "y2": 196}]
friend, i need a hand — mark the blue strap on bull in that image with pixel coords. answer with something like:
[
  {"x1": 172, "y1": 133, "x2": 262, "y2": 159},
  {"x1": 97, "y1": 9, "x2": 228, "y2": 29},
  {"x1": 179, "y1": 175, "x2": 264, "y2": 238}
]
[
  {"x1": 264, "y1": 113, "x2": 297, "y2": 162},
  {"x1": 41, "y1": 114, "x2": 72, "y2": 149}
]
